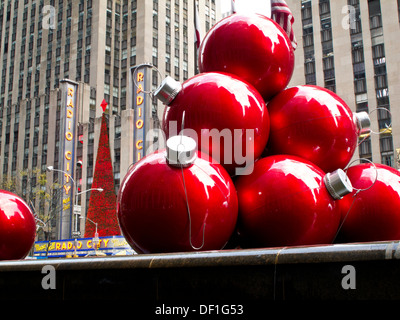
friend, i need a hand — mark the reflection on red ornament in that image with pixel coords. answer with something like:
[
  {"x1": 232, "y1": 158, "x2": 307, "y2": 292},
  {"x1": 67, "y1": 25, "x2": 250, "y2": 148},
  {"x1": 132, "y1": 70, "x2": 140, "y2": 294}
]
[
  {"x1": 157, "y1": 72, "x2": 270, "y2": 176},
  {"x1": 338, "y1": 163, "x2": 400, "y2": 243},
  {"x1": 0, "y1": 190, "x2": 36, "y2": 260},
  {"x1": 266, "y1": 85, "x2": 370, "y2": 173},
  {"x1": 235, "y1": 155, "x2": 352, "y2": 248},
  {"x1": 198, "y1": 14, "x2": 295, "y2": 101},
  {"x1": 117, "y1": 136, "x2": 238, "y2": 253}
]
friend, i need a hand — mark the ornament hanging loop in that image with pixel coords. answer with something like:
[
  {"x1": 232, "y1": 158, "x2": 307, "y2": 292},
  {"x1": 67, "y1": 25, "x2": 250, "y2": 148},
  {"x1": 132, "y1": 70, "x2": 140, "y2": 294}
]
[
  {"x1": 357, "y1": 107, "x2": 392, "y2": 147},
  {"x1": 367, "y1": 107, "x2": 392, "y2": 136},
  {"x1": 132, "y1": 63, "x2": 163, "y2": 98},
  {"x1": 344, "y1": 158, "x2": 378, "y2": 195}
]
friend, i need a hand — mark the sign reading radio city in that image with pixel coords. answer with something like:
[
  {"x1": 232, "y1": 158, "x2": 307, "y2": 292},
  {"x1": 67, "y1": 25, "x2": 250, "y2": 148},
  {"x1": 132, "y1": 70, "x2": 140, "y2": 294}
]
[
  {"x1": 58, "y1": 79, "x2": 79, "y2": 240},
  {"x1": 34, "y1": 236, "x2": 134, "y2": 258},
  {"x1": 130, "y1": 64, "x2": 151, "y2": 163}
]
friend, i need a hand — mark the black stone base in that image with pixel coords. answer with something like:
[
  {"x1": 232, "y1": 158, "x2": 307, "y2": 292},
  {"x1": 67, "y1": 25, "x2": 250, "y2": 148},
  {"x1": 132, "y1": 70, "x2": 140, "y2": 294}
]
[{"x1": 1, "y1": 241, "x2": 400, "y2": 307}]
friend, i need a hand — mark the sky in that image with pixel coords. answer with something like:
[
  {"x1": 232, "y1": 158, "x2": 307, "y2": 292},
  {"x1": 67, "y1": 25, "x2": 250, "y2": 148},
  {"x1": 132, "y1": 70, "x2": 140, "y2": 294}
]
[{"x1": 219, "y1": 0, "x2": 271, "y2": 17}]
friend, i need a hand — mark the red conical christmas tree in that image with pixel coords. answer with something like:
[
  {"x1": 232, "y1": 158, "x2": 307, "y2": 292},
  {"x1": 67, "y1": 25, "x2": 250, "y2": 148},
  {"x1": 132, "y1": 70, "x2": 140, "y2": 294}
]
[{"x1": 85, "y1": 100, "x2": 120, "y2": 237}]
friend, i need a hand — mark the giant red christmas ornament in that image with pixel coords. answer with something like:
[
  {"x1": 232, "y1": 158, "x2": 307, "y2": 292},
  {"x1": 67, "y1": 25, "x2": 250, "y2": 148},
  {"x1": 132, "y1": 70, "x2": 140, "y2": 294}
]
[
  {"x1": 235, "y1": 155, "x2": 353, "y2": 248},
  {"x1": 117, "y1": 136, "x2": 238, "y2": 254},
  {"x1": 266, "y1": 85, "x2": 370, "y2": 173},
  {"x1": 198, "y1": 14, "x2": 295, "y2": 101},
  {"x1": 0, "y1": 190, "x2": 36, "y2": 260},
  {"x1": 337, "y1": 163, "x2": 400, "y2": 243},
  {"x1": 156, "y1": 72, "x2": 270, "y2": 176}
]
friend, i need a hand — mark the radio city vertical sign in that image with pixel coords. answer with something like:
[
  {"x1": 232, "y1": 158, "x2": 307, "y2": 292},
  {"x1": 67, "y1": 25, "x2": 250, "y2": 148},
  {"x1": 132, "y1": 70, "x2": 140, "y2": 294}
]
[
  {"x1": 58, "y1": 79, "x2": 78, "y2": 240},
  {"x1": 130, "y1": 64, "x2": 151, "y2": 163}
]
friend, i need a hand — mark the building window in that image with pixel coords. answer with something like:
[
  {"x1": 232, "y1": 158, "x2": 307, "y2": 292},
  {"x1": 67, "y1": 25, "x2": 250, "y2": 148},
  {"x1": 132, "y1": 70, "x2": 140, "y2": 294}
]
[
  {"x1": 319, "y1": 0, "x2": 335, "y2": 92},
  {"x1": 302, "y1": 1, "x2": 316, "y2": 85},
  {"x1": 354, "y1": 79, "x2": 366, "y2": 94},
  {"x1": 372, "y1": 44, "x2": 385, "y2": 60},
  {"x1": 319, "y1": 0, "x2": 330, "y2": 16},
  {"x1": 352, "y1": 46, "x2": 364, "y2": 63},
  {"x1": 381, "y1": 153, "x2": 394, "y2": 167},
  {"x1": 368, "y1": 0, "x2": 382, "y2": 29},
  {"x1": 398, "y1": 0, "x2": 400, "y2": 23},
  {"x1": 377, "y1": 107, "x2": 391, "y2": 131}
]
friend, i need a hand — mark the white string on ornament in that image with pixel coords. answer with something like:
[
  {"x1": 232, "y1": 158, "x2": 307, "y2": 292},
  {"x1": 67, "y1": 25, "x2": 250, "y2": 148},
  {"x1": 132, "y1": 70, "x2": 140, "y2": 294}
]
[
  {"x1": 180, "y1": 164, "x2": 206, "y2": 251},
  {"x1": 132, "y1": 63, "x2": 164, "y2": 98},
  {"x1": 178, "y1": 110, "x2": 206, "y2": 251},
  {"x1": 332, "y1": 158, "x2": 379, "y2": 243}
]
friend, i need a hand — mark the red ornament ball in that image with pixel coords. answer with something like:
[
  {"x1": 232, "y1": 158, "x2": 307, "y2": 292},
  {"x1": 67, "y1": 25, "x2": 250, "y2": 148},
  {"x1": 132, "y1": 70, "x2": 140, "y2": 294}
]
[
  {"x1": 198, "y1": 14, "x2": 295, "y2": 101},
  {"x1": 0, "y1": 190, "x2": 36, "y2": 260},
  {"x1": 117, "y1": 149, "x2": 238, "y2": 254},
  {"x1": 235, "y1": 155, "x2": 349, "y2": 248},
  {"x1": 338, "y1": 163, "x2": 400, "y2": 243},
  {"x1": 161, "y1": 72, "x2": 270, "y2": 176},
  {"x1": 266, "y1": 85, "x2": 367, "y2": 173}
]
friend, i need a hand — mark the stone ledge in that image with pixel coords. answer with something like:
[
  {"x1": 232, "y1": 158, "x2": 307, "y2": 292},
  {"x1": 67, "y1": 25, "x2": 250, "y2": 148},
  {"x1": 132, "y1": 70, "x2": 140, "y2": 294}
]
[{"x1": 1, "y1": 241, "x2": 400, "y2": 301}]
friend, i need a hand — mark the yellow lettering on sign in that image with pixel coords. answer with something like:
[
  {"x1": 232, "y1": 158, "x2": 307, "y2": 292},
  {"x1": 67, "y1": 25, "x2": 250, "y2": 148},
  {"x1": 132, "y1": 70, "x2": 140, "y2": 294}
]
[
  {"x1": 65, "y1": 151, "x2": 72, "y2": 160},
  {"x1": 64, "y1": 173, "x2": 70, "y2": 183},
  {"x1": 68, "y1": 88, "x2": 74, "y2": 97},
  {"x1": 136, "y1": 119, "x2": 143, "y2": 129},
  {"x1": 64, "y1": 184, "x2": 71, "y2": 195},
  {"x1": 87, "y1": 240, "x2": 92, "y2": 249},
  {"x1": 67, "y1": 109, "x2": 73, "y2": 118},
  {"x1": 67, "y1": 99, "x2": 74, "y2": 108},
  {"x1": 103, "y1": 239, "x2": 109, "y2": 247},
  {"x1": 56, "y1": 243, "x2": 61, "y2": 250},
  {"x1": 135, "y1": 69, "x2": 145, "y2": 162},
  {"x1": 65, "y1": 131, "x2": 73, "y2": 141}
]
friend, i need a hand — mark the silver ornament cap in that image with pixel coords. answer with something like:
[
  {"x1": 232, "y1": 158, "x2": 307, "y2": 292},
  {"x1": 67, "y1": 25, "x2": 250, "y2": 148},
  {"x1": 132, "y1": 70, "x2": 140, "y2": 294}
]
[
  {"x1": 354, "y1": 111, "x2": 371, "y2": 135},
  {"x1": 166, "y1": 135, "x2": 197, "y2": 167},
  {"x1": 324, "y1": 169, "x2": 353, "y2": 200},
  {"x1": 154, "y1": 76, "x2": 182, "y2": 105}
]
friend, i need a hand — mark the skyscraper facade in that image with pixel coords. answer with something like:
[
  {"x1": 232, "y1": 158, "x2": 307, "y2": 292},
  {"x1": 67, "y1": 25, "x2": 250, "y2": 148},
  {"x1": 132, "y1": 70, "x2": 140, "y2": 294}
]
[
  {"x1": 287, "y1": 0, "x2": 400, "y2": 169},
  {"x1": 0, "y1": 0, "x2": 220, "y2": 239}
]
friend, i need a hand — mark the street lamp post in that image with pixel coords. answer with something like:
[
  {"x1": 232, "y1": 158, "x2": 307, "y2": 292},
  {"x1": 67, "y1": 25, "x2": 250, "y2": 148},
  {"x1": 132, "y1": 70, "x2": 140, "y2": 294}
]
[
  {"x1": 73, "y1": 188, "x2": 103, "y2": 237},
  {"x1": 47, "y1": 166, "x2": 76, "y2": 239},
  {"x1": 46, "y1": 166, "x2": 103, "y2": 240},
  {"x1": 84, "y1": 217, "x2": 100, "y2": 256}
]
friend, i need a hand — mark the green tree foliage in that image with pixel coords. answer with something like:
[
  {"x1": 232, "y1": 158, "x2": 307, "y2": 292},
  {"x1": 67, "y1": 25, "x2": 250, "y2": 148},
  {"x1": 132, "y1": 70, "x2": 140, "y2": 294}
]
[{"x1": 1, "y1": 168, "x2": 62, "y2": 241}]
